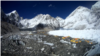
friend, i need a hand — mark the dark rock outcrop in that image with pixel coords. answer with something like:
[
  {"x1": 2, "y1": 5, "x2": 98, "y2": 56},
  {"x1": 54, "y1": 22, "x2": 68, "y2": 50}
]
[
  {"x1": 36, "y1": 23, "x2": 45, "y2": 30},
  {"x1": 1, "y1": 9, "x2": 23, "y2": 28},
  {"x1": 1, "y1": 21, "x2": 19, "y2": 35},
  {"x1": 19, "y1": 23, "x2": 54, "y2": 31},
  {"x1": 35, "y1": 23, "x2": 54, "y2": 31},
  {"x1": 6, "y1": 10, "x2": 20, "y2": 26},
  {"x1": 1, "y1": 8, "x2": 9, "y2": 22}
]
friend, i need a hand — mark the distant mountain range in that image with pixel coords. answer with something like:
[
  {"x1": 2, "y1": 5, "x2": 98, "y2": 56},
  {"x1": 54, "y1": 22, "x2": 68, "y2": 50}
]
[
  {"x1": 20, "y1": 14, "x2": 65, "y2": 30},
  {"x1": 1, "y1": 1, "x2": 100, "y2": 30}
]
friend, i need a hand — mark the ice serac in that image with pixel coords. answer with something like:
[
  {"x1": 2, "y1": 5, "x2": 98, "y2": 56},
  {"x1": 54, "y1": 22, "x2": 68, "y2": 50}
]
[{"x1": 64, "y1": 5, "x2": 100, "y2": 30}]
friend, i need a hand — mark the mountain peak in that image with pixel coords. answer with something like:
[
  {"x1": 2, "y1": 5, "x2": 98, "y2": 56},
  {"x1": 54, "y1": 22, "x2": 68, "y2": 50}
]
[
  {"x1": 55, "y1": 16, "x2": 63, "y2": 20},
  {"x1": 31, "y1": 14, "x2": 52, "y2": 20},
  {"x1": 11, "y1": 10, "x2": 17, "y2": 13},
  {"x1": 37, "y1": 14, "x2": 50, "y2": 16},
  {"x1": 36, "y1": 14, "x2": 44, "y2": 17},
  {"x1": 66, "y1": 6, "x2": 90, "y2": 19},
  {"x1": 64, "y1": 2, "x2": 100, "y2": 30},
  {"x1": 76, "y1": 6, "x2": 89, "y2": 10},
  {"x1": 45, "y1": 14, "x2": 50, "y2": 16},
  {"x1": 56, "y1": 16, "x2": 62, "y2": 18},
  {"x1": 6, "y1": 10, "x2": 17, "y2": 16}
]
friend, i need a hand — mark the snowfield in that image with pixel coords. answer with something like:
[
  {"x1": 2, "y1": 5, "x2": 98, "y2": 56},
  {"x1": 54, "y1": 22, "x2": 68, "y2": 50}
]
[{"x1": 48, "y1": 30, "x2": 100, "y2": 43}]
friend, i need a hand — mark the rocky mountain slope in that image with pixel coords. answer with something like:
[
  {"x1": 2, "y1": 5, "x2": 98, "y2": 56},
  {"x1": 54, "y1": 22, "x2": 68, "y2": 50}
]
[
  {"x1": 1, "y1": 9, "x2": 22, "y2": 35},
  {"x1": 1, "y1": 9, "x2": 23, "y2": 28},
  {"x1": 1, "y1": 21, "x2": 19, "y2": 35}
]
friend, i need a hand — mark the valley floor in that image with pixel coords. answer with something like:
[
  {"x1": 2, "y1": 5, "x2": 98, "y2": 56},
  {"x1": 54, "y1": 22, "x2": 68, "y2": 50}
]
[{"x1": 1, "y1": 30, "x2": 100, "y2": 56}]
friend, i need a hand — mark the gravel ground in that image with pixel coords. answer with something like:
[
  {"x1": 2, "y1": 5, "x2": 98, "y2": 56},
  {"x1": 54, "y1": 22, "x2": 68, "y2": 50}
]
[{"x1": 1, "y1": 31, "x2": 97, "y2": 56}]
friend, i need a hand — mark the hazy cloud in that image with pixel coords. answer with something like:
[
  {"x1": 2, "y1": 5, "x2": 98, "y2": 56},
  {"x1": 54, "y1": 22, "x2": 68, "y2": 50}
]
[{"x1": 48, "y1": 4, "x2": 52, "y2": 7}]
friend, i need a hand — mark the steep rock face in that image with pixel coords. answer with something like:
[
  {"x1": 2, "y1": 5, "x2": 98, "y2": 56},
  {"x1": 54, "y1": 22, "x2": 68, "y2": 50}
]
[
  {"x1": 1, "y1": 21, "x2": 19, "y2": 35},
  {"x1": 1, "y1": 9, "x2": 23, "y2": 28},
  {"x1": 6, "y1": 10, "x2": 23, "y2": 27},
  {"x1": 64, "y1": 4, "x2": 100, "y2": 30}
]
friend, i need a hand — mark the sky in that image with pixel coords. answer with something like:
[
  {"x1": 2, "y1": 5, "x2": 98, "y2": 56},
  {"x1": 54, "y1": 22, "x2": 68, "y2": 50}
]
[{"x1": 1, "y1": 1, "x2": 97, "y2": 19}]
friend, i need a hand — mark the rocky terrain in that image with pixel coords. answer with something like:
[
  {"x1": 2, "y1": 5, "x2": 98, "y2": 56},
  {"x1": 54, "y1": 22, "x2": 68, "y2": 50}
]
[{"x1": 1, "y1": 31, "x2": 98, "y2": 56}]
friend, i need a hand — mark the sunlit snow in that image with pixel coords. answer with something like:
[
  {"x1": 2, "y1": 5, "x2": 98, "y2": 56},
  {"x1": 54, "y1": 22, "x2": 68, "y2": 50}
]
[{"x1": 48, "y1": 30, "x2": 100, "y2": 43}]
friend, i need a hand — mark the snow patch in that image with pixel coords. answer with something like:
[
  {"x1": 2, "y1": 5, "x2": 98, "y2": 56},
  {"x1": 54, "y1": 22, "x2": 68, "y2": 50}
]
[
  {"x1": 48, "y1": 30, "x2": 100, "y2": 43},
  {"x1": 41, "y1": 48, "x2": 45, "y2": 51},
  {"x1": 43, "y1": 41, "x2": 54, "y2": 46},
  {"x1": 60, "y1": 40, "x2": 70, "y2": 44},
  {"x1": 72, "y1": 44, "x2": 77, "y2": 48}
]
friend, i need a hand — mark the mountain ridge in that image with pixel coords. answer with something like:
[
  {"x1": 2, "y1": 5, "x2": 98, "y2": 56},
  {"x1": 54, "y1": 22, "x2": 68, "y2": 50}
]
[
  {"x1": 1, "y1": 1, "x2": 100, "y2": 30},
  {"x1": 20, "y1": 13, "x2": 65, "y2": 30}
]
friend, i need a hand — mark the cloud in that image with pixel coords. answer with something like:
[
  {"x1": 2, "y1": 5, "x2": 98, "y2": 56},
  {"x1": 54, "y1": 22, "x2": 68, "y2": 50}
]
[
  {"x1": 33, "y1": 4, "x2": 37, "y2": 7},
  {"x1": 48, "y1": 4, "x2": 52, "y2": 7}
]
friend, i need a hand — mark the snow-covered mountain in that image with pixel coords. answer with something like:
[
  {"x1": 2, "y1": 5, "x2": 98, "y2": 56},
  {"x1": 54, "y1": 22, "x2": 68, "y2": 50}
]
[
  {"x1": 20, "y1": 14, "x2": 65, "y2": 29},
  {"x1": 2, "y1": 1, "x2": 100, "y2": 30},
  {"x1": 20, "y1": 1, "x2": 100, "y2": 30},
  {"x1": 63, "y1": 1, "x2": 100, "y2": 30},
  {"x1": 6, "y1": 10, "x2": 20, "y2": 22}
]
